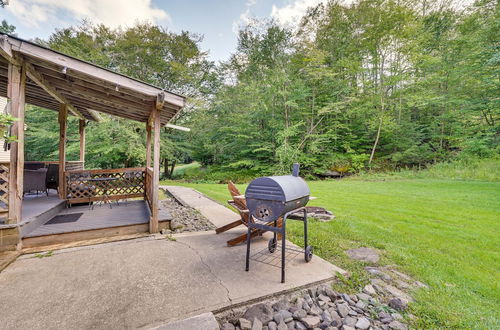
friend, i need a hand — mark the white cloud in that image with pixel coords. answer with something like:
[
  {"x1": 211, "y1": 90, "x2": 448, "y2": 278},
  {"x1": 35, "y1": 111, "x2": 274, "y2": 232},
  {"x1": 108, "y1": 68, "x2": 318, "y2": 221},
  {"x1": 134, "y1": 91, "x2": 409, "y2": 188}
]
[
  {"x1": 6, "y1": 0, "x2": 170, "y2": 29},
  {"x1": 271, "y1": 0, "x2": 326, "y2": 26},
  {"x1": 232, "y1": 0, "x2": 259, "y2": 34}
]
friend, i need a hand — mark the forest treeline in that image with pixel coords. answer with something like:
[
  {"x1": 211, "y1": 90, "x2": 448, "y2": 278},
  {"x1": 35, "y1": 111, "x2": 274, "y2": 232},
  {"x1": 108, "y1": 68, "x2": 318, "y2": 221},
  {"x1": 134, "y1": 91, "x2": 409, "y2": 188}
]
[{"x1": 2, "y1": 0, "x2": 498, "y2": 179}]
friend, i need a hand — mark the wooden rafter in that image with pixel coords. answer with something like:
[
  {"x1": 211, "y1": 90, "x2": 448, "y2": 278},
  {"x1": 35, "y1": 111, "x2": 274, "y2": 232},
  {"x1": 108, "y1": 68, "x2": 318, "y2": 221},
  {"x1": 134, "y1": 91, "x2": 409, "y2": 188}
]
[{"x1": 24, "y1": 62, "x2": 85, "y2": 120}]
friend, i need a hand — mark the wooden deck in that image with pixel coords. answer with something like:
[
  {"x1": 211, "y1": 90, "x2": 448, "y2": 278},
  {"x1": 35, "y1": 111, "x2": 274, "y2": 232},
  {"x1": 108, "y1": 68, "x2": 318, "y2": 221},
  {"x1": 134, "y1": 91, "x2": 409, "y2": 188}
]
[{"x1": 25, "y1": 200, "x2": 170, "y2": 237}]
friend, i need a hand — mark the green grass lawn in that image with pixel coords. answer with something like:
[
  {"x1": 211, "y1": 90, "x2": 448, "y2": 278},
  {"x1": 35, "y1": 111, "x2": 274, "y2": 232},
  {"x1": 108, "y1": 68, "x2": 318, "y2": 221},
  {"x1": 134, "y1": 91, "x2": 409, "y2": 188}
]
[{"x1": 162, "y1": 177, "x2": 500, "y2": 328}]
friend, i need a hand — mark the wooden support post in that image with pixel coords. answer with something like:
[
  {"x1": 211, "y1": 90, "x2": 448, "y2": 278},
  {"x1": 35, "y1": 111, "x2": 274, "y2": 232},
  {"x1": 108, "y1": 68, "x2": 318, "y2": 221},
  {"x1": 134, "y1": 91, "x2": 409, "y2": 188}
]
[
  {"x1": 79, "y1": 119, "x2": 86, "y2": 163},
  {"x1": 145, "y1": 121, "x2": 152, "y2": 168},
  {"x1": 150, "y1": 105, "x2": 161, "y2": 233},
  {"x1": 58, "y1": 104, "x2": 67, "y2": 199},
  {"x1": 7, "y1": 61, "x2": 25, "y2": 225}
]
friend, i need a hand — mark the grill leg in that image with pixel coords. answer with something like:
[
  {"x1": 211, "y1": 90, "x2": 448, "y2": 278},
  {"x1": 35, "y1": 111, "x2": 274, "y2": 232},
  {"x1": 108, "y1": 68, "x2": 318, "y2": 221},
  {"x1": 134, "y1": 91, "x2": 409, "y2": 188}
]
[
  {"x1": 303, "y1": 208, "x2": 308, "y2": 248},
  {"x1": 245, "y1": 225, "x2": 251, "y2": 271},
  {"x1": 281, "y1": 219, "x2": 286, "y2": 283},
  {"x1": 273, "y1": 219, "x2": 277, "y2": 242}
]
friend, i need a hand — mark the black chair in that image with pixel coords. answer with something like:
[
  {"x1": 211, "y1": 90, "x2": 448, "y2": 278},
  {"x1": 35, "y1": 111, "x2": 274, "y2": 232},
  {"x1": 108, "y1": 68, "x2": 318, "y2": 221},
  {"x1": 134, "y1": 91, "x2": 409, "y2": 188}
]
[{"x1": 45, "y1": 163, "x2": 59, "y2": 192}]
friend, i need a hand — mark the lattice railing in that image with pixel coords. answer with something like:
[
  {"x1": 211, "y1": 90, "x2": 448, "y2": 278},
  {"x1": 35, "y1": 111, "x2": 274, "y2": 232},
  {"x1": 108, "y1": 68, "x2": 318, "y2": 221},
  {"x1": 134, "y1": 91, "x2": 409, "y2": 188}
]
[
  {"x1": 65, "y1": 167, "x2": 146, "y2": 204},
  {"x1": 0, "y1": 162, "x2": 9, "y2": 215},
  {"x1": 144, "y1": 167, "x2": 153, "y2": 211}
]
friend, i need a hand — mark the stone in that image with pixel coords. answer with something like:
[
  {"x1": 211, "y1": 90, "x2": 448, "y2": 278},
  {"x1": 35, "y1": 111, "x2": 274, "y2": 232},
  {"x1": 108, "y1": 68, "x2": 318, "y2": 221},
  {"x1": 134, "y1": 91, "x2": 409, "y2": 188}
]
[
  {"x1": 324, "y1": 287, "x2": 338, "y2": 300},
  {"x1": 253, "y1": 318, "x2": 264, "y2": 330},
  {"x1": 301, "y1": 316, "x2": 321, "y2": 328},
  {"x1": 342, "y1": 317, "x2": 357, "y2": 327},
  {"x1": 293, "y1": 309, "x2": 307, "y2": 320},
  {"x1": 364, "y1": 267, "x2": 392, "y2": 281},
  {"x1": 341, "y1": 326, "x2": 355, "y2": 330},
  {"x1": 336, "y1": 303, "x2": 350, "y2": 318},
  {"x1": 305, "y1": 294, "x2": 314, "y2": 306},
  {"x1": 381, "y1": 317, "x2": 393, "y2": 324},
  {"x1": 356, "y1": 293, "x2": 371, "y2": 302},
  {"x1": 355, "y1": 317, "x2": 370, "y2": 330},
  {"x1": 362, "y1": 285, "x2": 376, "y2": 296},
  {"x1": 274, "y1": 313, "x2": 284, "y2": 324},
  {"x1": 310, "y1": 305, "x2": 323, "y2": 316},
  {"x1": 286, "y1": 321, "x2": 295, "y2": 329},
  {"x1": 295, "y1": 321, "x2": 307, "y2": 330},
  {"x1": 308, "y1": 287, "x2": 318, "y2": 298},
  {"x1": 268, "y1": 322, "x2": 277, "y2": 330},
  {"x1": 355, "y1": 300, "x2": 366, "y2": 310},
  {"x1": 325, "y1": 328, "x2": 338, "y2": 330},
  {"x1": 303, "y1": 303, "x2": 311, "y2": 313},
  {"x1": 378, "y1": 312, "x2": 391, "y2": 319},
  {"x1": 414, "y1": 281, "x2": 429, "y2": 289},
  {"x1": 319, "y1": 321, "x2": 331, "y2": 329},
  {"x1": 277, "y1": 321, "x2": 288, "y2": 330},
  {"x1": 244, "y1": 304, "x2": 274, "y2": 325},
  {"x1": 295, "y1": 298, "x2": 305, "y2": 307},
  {"x1": 318, "y1": 294, "x2": 332, "y2": 303},
  {"x1": 391, "y1": 313, "x2": 403, "y2": 321},
  {"x1": 273, "y1": 299, "x2": 290, "y2": 312},
  {"x1": 321, "y1": 310, "x2": 332, "y2": 324},
  {"x1": 346, "y1": 248, "x2": 380, "y2": 263},
  {"x1": 263, "y1": 327, "x2": 269, "y2": 330},
  {"x1": 388, "y1": 298, "x2": 407, "y2": 311},
  {"x1": 221, "y1": 322, "x2": 236, "y2": 330},
  {"x1": 388, "y1": 321, "x2": 407, "y2": 330},
  {"x1": 239, "y1": 318, "x2": 252, "y2": 330},
  {"x1": 280, "y1": 310, "x2": 293, "y2": 323}
]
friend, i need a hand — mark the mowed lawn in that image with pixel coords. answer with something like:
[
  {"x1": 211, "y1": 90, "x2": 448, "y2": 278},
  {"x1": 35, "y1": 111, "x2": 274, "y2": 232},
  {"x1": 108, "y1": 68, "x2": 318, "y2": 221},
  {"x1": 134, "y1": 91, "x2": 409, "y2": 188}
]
[{"x1": 162, "y1": 178, "x2": 500, "y2": 329}]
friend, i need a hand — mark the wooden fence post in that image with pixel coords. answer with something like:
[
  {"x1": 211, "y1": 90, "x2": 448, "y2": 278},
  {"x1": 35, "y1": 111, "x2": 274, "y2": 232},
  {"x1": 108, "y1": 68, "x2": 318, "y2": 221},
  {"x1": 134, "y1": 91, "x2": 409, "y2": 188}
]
[
  {"x1": 7, "y1": 61, "x2": 25, "y2": 225},
  {"x1": 58, "y1": 104, "x2": 67, "y2": 199},
  {"x1": 79, "y1": 119, "x2": 86, "y2": 164},
  {"x1": 150, "y1": 105, "x2": 161, "y2": 233}
]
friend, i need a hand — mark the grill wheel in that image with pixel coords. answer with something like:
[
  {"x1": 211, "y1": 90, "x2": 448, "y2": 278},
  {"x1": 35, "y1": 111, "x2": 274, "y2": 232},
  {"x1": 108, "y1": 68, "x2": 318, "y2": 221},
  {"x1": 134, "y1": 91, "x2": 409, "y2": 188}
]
[
  {"x1": 268, "y1": 238, "x2": 277, "y2": 253},
  {"x1": 305, "y1": 245, "x2": 313, "y2": 262}
]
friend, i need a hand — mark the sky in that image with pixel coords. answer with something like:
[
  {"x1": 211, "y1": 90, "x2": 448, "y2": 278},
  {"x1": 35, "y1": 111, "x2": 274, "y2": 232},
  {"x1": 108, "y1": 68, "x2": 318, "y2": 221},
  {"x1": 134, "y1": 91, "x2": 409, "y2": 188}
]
[{"x1": 0, "y1": 0, "x2": 328, "y2": 62}]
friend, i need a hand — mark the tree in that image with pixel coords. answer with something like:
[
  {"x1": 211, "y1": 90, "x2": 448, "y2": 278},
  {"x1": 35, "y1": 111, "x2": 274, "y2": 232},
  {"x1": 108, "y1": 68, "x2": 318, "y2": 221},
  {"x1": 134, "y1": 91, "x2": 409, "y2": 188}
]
[{"x1": 0, "y1": 19, "x2": 16, "y2": 35}]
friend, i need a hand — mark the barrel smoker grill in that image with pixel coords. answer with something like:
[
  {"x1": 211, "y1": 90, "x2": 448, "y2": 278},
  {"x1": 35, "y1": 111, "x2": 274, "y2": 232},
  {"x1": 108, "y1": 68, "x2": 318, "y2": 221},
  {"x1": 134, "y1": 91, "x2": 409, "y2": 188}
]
[{"x1": 245, "y1": 164, "x2": 312, "y2": 283}]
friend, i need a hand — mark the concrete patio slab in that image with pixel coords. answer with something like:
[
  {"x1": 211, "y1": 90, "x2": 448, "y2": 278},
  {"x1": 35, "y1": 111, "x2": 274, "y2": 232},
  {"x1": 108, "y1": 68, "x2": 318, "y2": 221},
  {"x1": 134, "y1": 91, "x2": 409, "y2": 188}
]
[
  {"x1": 0, "y1": 186, "x2": 345, "y2": 330},
  {"x1": 0, "y1": 230, "x2": 344, "y2": 330}
]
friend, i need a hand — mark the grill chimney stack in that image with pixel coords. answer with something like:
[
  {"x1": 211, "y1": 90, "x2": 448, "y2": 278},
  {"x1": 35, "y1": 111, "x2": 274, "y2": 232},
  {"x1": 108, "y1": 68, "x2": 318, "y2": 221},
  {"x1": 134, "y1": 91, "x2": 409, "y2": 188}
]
[{"x1": 292, "y1": 163, "x2": 300, "y2": 177}]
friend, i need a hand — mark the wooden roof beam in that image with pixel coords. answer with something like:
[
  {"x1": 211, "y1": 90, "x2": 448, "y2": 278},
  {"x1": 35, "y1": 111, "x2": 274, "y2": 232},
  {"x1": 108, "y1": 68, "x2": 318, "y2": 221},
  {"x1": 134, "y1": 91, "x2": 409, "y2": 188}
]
[
  {"x1": 24, "y1": 62, "x2": 85, "y2": 120},
  {"x1": 8, "y1": 38, "x2": 185, "y2": 107},
  {"x1": 0, "y1": 36, "x2": 20, "y2": 66}
]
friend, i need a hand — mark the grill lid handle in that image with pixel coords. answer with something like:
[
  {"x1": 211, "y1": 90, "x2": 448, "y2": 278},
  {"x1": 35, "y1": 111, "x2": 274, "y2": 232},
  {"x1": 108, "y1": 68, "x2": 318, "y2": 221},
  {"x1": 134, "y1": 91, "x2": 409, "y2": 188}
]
[{"x1": 292, "y1": 163, "x2": 300, "y2": 177}]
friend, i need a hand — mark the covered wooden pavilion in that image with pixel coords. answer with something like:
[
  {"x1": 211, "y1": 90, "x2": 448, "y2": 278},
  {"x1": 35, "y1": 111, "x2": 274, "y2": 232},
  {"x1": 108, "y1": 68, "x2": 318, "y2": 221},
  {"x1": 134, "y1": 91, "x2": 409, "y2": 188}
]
[{"x1": 0, "y1": 33, "x2": 185, "y2": 250}]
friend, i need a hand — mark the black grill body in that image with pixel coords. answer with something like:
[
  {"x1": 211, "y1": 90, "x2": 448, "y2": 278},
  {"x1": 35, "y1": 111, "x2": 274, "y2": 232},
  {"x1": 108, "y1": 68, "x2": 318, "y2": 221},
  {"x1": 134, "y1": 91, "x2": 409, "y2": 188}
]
[
  {"x1": 245, "y1": 175, "x2": 310, "y2": 223},
  {"x1": 244, "y1": 164, "x2": 313, "y2": 283}
]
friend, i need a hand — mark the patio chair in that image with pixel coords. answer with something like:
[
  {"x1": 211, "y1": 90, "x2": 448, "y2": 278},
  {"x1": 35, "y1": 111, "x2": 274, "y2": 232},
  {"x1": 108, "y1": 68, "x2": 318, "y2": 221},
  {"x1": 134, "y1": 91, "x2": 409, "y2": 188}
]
[
  {"x1": 45, "y1": 163, "x2": 59, "y2": 192},
  {"x1": 215, "y1": 181, "x2": 282, "y2": 246},
  {"x1": 23, "y1": 168, "x2": 48, "y2": 196}
]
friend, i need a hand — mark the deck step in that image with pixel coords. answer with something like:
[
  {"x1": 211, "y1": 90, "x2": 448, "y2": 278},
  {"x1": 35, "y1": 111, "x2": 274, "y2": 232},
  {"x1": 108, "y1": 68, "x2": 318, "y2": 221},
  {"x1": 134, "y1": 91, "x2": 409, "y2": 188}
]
[{"x1": 20, "y1": 199, "x2": 66, "y2": 238}]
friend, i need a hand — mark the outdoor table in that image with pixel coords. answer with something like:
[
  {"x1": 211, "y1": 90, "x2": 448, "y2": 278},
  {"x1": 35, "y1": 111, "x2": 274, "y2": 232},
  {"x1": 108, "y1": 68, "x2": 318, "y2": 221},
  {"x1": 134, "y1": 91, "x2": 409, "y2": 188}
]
[{"x1": 87, "y1": 177, "x2": 118, "y2": 209}]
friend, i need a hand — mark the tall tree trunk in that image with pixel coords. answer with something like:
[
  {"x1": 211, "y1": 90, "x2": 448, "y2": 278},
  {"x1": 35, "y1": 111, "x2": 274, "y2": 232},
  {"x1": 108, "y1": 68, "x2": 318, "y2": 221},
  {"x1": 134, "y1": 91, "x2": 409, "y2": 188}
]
[{"x1": 369, "y1": 117, "x2": 383, "y2": 165}]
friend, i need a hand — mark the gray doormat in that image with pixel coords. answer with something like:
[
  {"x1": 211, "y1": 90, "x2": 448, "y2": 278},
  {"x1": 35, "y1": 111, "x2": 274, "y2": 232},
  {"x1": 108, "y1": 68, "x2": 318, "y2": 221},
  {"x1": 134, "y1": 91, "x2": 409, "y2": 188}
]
[{"x1": 46, "y1": 213, "x2": 83, "y2": 225}]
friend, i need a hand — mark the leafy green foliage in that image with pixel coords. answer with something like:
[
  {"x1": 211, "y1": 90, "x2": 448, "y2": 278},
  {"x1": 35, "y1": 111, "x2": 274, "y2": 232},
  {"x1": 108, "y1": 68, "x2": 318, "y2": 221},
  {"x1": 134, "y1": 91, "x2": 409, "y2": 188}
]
[
  {"x1": 184, "y1": 0, "x2": 499, "y2": 178},
  {"x1": 24, "y1": 22, "x2": 216, "y2": 169}
]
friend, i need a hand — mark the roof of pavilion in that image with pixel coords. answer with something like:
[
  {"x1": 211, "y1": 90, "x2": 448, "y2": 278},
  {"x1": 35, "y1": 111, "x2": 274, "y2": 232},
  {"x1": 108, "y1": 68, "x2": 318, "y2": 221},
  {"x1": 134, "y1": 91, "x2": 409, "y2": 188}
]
[{"x1": 0, "y1": 33, "x2": 185, "y2": 125}]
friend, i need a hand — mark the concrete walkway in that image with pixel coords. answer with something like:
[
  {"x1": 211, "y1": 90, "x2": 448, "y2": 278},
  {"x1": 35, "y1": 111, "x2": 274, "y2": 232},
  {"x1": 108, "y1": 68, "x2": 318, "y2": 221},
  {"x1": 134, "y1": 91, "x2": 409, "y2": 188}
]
[{"x1": 0, "y1": 187, "x2": 345, "y2": 330}]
